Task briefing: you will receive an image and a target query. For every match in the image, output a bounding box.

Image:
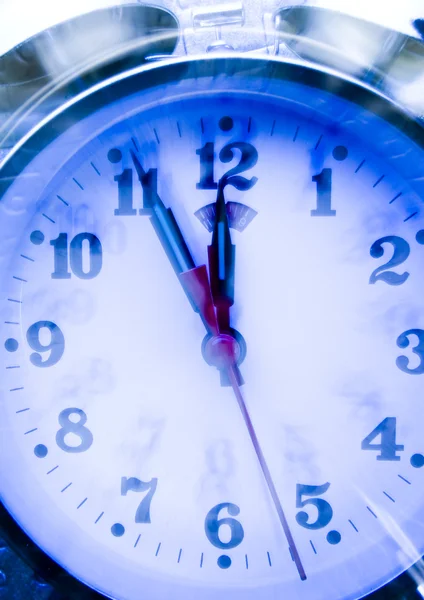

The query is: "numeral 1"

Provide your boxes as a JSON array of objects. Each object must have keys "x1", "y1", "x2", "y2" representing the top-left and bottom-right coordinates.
[
  {"x1": 311, "y1": 168, "x2": 336, "y2": 216},
  {"x1": 196, "y1": 142, "x2": 218, "y2": 190},
  {"x1": 114, "y1": 169, "x2": 136, "y2": 216}
]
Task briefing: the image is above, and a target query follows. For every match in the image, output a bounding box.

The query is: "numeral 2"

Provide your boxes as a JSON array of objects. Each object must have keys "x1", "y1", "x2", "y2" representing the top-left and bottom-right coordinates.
[{"x1": 369, "y1": 236, "x2": 410, "y2": 285}]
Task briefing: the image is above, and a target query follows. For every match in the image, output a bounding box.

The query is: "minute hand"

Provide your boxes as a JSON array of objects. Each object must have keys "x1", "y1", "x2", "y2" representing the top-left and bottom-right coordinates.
[
  {"x1": 208, "y1": 184, "x2": 235, "y2": 333},
  {"x1": 131, "y1": 151, "x2": 219, "y2": 335}
]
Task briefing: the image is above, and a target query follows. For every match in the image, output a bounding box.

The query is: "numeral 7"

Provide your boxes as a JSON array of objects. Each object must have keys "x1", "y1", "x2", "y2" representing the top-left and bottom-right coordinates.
[{"x1": 121, "y1": 476, "x2": 158, "y2": 523}]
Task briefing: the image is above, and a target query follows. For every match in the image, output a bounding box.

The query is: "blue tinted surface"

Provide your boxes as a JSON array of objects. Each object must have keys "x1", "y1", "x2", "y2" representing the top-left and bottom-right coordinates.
[{"x1": 0, "y1": 57, "x2": 424, "y2": 600}]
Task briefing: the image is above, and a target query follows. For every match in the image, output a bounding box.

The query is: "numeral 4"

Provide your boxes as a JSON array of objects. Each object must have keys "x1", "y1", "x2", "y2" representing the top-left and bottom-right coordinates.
[{"x1": 361, "y1": 417, "x2": 404, "y2": 461}]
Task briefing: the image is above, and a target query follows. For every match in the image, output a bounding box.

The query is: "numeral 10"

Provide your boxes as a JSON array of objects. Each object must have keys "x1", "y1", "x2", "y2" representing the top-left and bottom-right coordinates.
[{"x1": 50, "y1": 233, "x2": 102, "y2": 279}]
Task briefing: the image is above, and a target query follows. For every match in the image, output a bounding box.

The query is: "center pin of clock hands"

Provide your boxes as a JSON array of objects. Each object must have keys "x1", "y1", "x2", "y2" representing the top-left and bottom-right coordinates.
[{"x1": 131, "y1": 153, "x2": 306, "y2": 580}]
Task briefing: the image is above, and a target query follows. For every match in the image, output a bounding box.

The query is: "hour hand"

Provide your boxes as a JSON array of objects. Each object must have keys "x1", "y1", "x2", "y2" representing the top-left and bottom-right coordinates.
[
  {"x1": 131, "y1": 151, "x2": 219, "y2": 335},
  {"x1": 207, "y1": 184, "x2": 244, "y2": 386},
  {"x1": 208, "y1": 184, "x2": 235, "y2": 333}
]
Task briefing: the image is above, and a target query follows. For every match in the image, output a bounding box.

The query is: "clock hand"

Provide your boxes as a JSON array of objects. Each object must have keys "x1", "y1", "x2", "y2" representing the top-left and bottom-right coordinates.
[
  {"x1": 131, "y1": 150, "x2": 219, "y2": 335},
  {"x1": 226, "y1": 364, "x2": 307, "y2": 582},
  {"x1": 208, "y1": 183, "x2": 235, "y2": 333},
  {"x1": 206, "y1": 183, "x2": 244, "y2": 386},
  {"x1": 131, "y1": 152, "x2": 242, "y2": 381}
]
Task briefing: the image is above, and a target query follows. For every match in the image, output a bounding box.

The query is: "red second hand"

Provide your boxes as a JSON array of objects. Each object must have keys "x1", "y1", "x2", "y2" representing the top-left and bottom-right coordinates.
[{"x1": 227, "y1": 364, "x2": 307, "y2": 581}]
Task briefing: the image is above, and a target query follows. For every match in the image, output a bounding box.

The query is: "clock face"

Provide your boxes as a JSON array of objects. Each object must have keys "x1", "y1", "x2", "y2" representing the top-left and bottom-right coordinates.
[{"x1": 1, "y1": 57, "x2": 424, "y2": 600}]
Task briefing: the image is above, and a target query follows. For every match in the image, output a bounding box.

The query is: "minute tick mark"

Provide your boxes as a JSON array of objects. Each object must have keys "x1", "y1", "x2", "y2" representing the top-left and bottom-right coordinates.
[
  {"x1": 177, "y1": 549, "x2": 182, "y2": 563},
  {"x1": 373, "y1": 175, "x2": 385, "y2": 188},
  {"x1": 155, "y1": 542, "x2": 162, "y2": 556},
  {"x1": 134, "y1": 534, "x2": 141, "y2": 548},
  {"x1": 404, "y1": 211, "x2": 418, "y2": 222},
  {"x1": 95, "y1": 512, "x2": 104, "y2": 524},
  {"x1": 57, "y1": 195, "x2": 69, "y2": 206},
  {"x1": 91, "y1": 162, "x2": 101, "y2": 176},
  {"x1": 46, "y1": 465, "x2": 58, "y2": 475},
  {"x1": 267, "y1": 552, "x2": 272, "y2": 566},
  {"x1": 131, "y1": 137, "x2": 139, "y2": 152},
  {"x1": 310, "y1": 540, "x2": 317, "y2": 554},
  {"x1": 367, "y1": 506, "x2": 378, "y2": 518},
  {"x1": 315, "y1": 134, "x2": 323, "y2": 150},
  {"x1": 270, "y1": 120, "x2": 276, "y2": 136},
  {"x1": 390, "y1": 192, "x2": 402, "y2": 204},
  {"x1": 355, "y1": 159, "x2": 365, "y2": 173},
  {"x1": 348, "y1": 520, "x2": 358, "y2": 532},
  {"x1": 42, "y1": 213, "x2": 55, "y2": 224},
  {"x1": 61, "y1": 482, "x2": 72, "y2": 493},
  {"x1": 73, "y1": 178, "x2": 84, "y2": 190},
  {"x1": 153, "y1": 129, "x2": 160, "y2": 144},
  {"x1": 24, "y1": 428, "x2": 37, "y2": 435},
  {"x1": 20, "y1": 254, "x2": 34, "y2": 262},
  {"x1": 293, "y1": 126, "x2": 300, "y2": 142},
  {"x1": 398, "y1": 474, "x2": 411, "y2": 484},
  {"x1": 177, "y1": 122, "x2": 182, "y2": 138},
  {"x1": 13, "y1": 276, "x2": 27, "y2": 283},
  {"x1": 383, "y1": 491, "x2": 395, "y2": 502},
  {"x1": 77, "y1": 498, "x2": 88, "y2": 509}
]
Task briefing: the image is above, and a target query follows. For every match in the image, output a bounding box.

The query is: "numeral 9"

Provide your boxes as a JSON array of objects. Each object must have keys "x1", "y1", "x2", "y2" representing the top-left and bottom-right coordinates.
[{"x1": 26, "y1": 321, "x2": 65, "y2": 367}]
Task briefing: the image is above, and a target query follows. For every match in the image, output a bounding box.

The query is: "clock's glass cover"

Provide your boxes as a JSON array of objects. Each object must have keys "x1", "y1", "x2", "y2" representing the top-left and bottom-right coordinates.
[{"x1": 1, "y1": 57, "x2": 424, "y2": 600}]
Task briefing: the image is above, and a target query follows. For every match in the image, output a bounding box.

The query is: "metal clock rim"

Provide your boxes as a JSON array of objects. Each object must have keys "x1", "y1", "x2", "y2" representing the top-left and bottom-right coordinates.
[
  {"x1": 0, "y1": 53, "x2": 424, "y2": 600},
  {"x1": 0, "y1": 53, "x2": 423, "y2": 194}
]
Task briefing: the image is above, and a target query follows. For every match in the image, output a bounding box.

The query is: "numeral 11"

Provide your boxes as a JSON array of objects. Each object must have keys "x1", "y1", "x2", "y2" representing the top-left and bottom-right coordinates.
[{"x1": 114, "y1": 167, "x2": 158, "y2": 216}]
